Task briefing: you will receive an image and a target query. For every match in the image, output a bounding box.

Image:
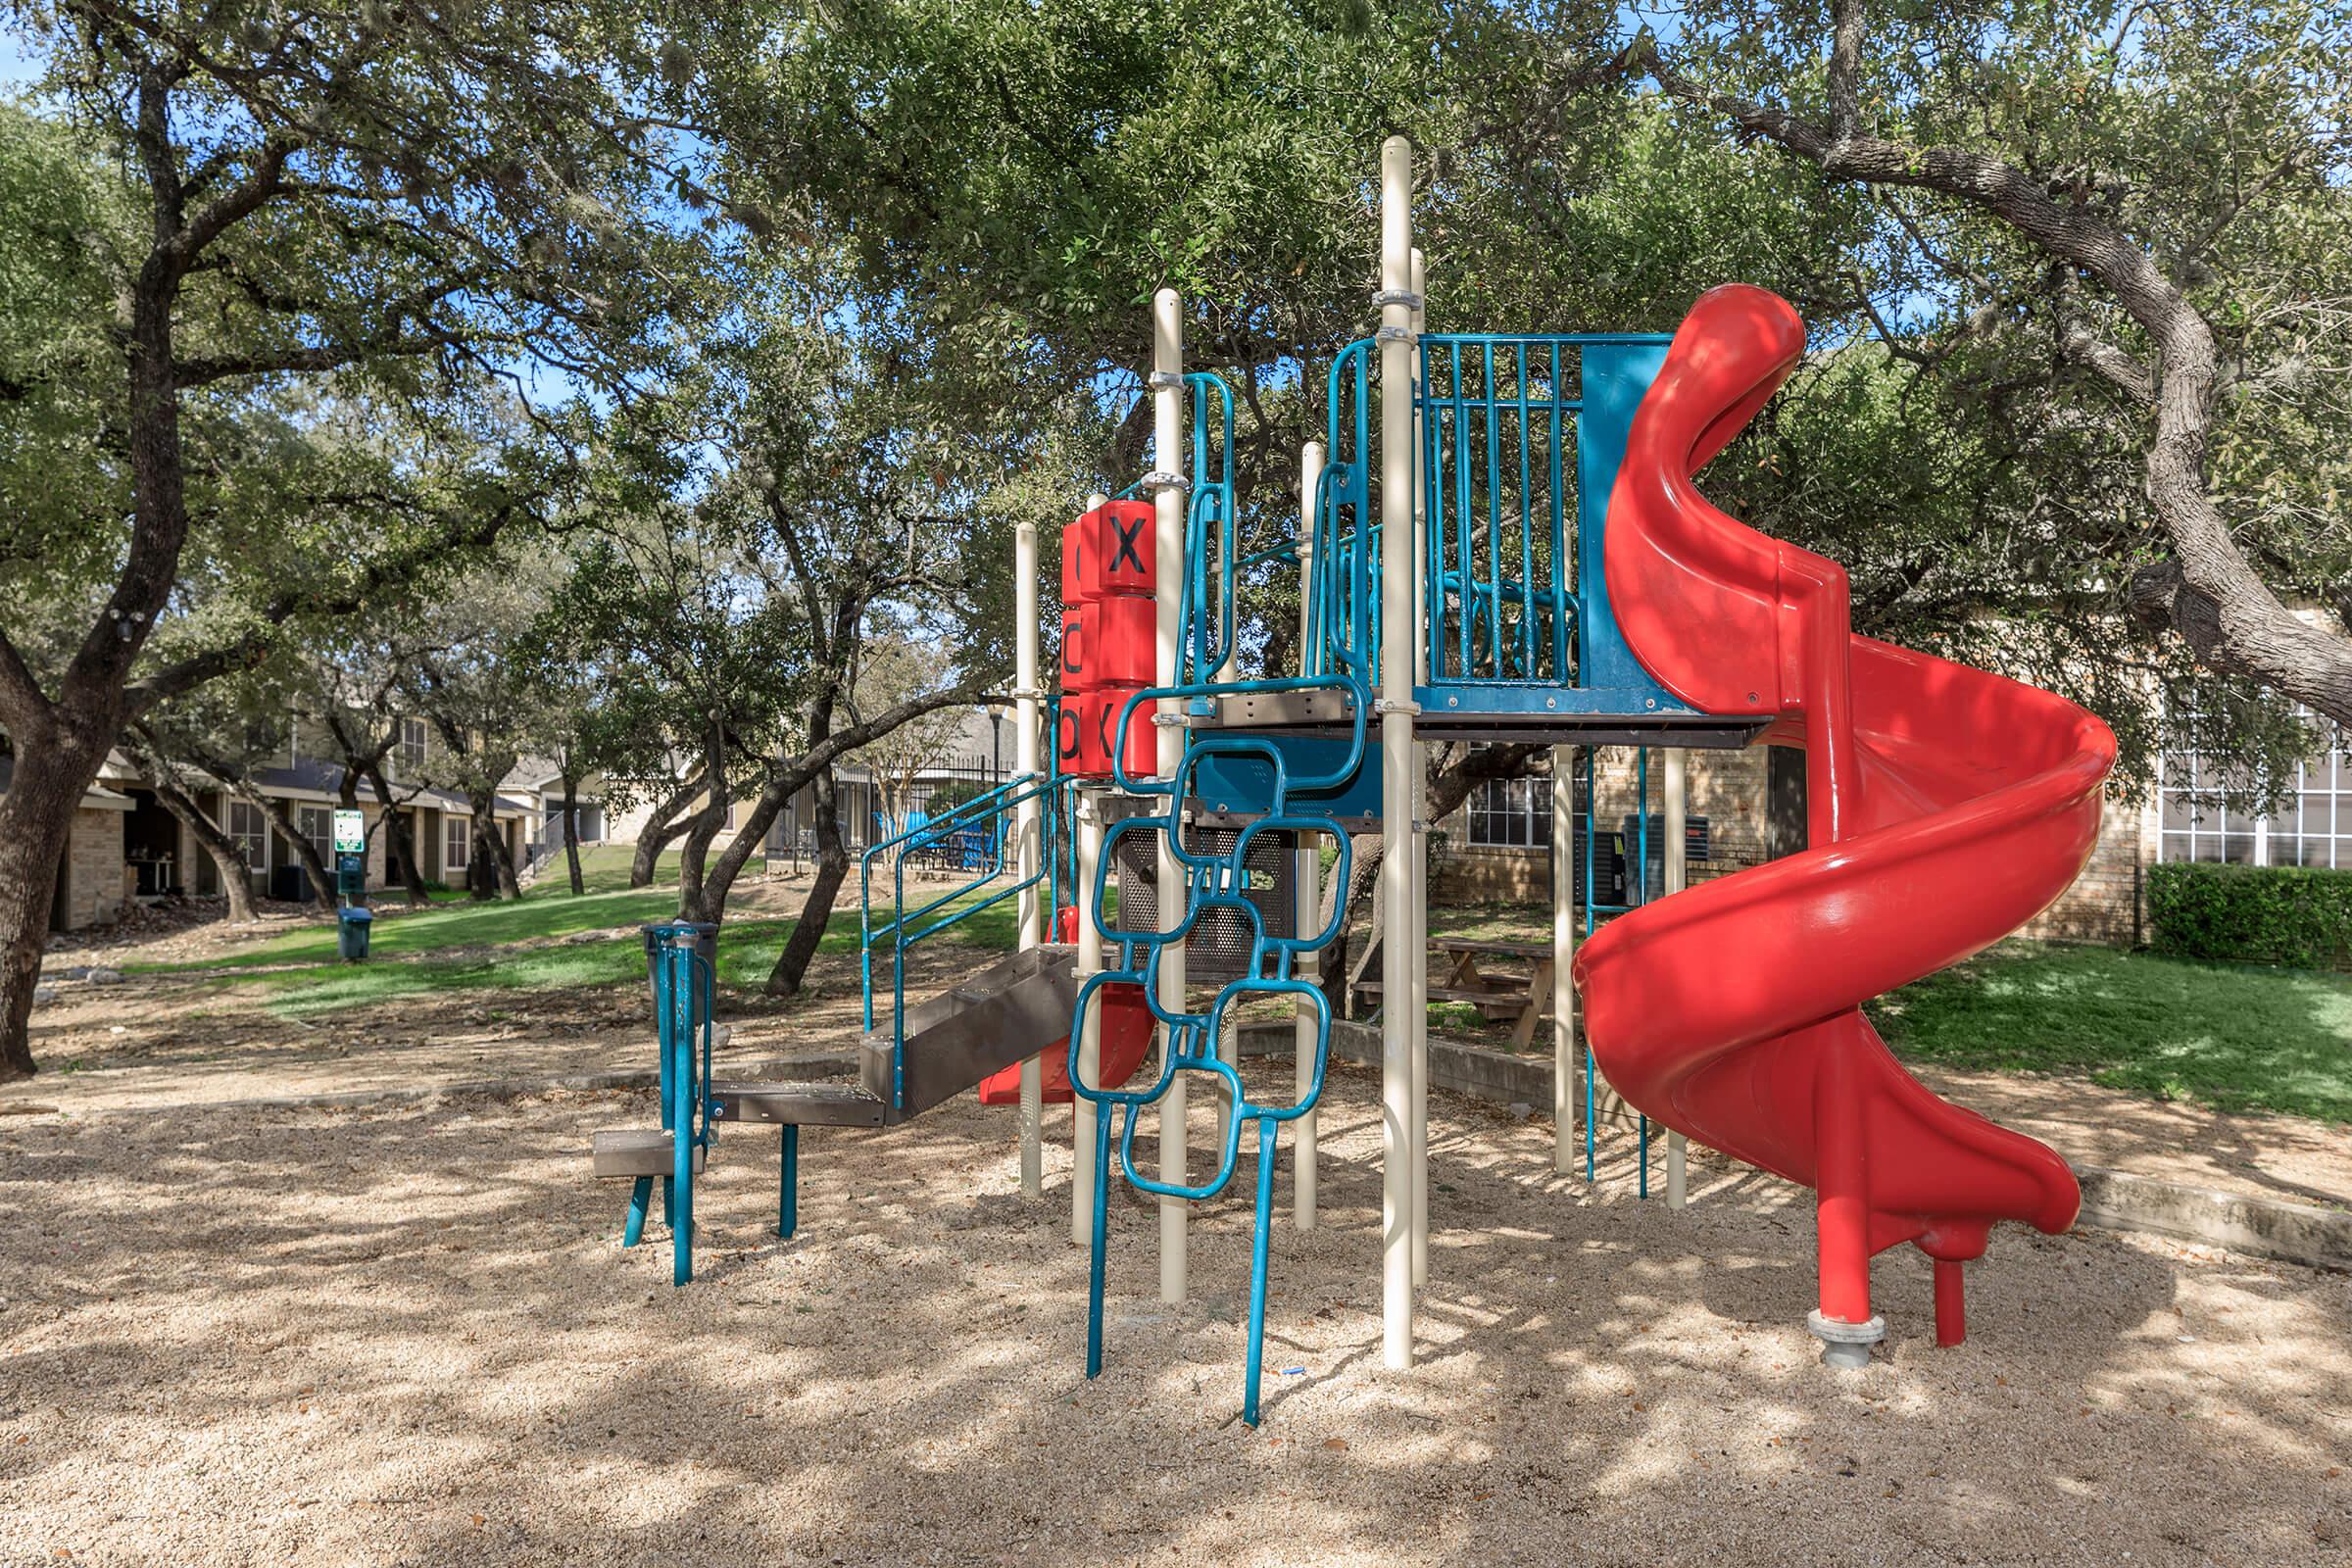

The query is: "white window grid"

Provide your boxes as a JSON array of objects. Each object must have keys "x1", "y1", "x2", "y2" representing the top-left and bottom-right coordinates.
[
  {"x1": 398, "y1": 718, "x2": 427, "y2": 774},
  {"x1": 227, "y1": 802, "x2": 267, "y2": 872},
  {"x1": 2157, "y1": 706, "x2": 2352, "y2": 868},
  {"x1": 445, "y1": 816, "x2": 471, "y2": 870},
  {"x1": 1468, "y1": 775, "x2": 1554, "y2": 849},
  {"x1": 297, "y1": 806, "x2": 332, "y2": 868}
]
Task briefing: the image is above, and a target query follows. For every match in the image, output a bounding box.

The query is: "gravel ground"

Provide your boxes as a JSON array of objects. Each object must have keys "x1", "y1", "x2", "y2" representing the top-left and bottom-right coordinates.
[
  {"x1": 4, "y1": 943, "x2": 957, "y2": 1117},
  {"x1": 4, "y1": 1060, "x2": 2347, "y2": 1567},
  {"x1": 1905, "y1": 1063, "x2": 2352, "y2": 1211}
]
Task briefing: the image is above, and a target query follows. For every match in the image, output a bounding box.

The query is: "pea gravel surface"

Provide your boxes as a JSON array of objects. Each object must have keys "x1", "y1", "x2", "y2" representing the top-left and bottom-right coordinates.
[{"x1": 3, "y1": 1061, "x2": 2347, "y2": 1567}]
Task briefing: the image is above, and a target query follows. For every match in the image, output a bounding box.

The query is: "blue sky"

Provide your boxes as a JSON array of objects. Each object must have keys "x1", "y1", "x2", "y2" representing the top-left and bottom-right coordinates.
[{"x1": 2, "y1": 21, "x2": 42, "y2": 92}]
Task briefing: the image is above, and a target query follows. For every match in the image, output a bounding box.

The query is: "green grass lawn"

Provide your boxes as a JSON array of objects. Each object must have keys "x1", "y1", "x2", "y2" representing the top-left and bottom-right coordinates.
[
  {"x1": 1869, "y1": 944, "x2": 2352, "y2": 1124},
  {"x1": 1415, "y1": 899, "x2": 2352, "y2": 1125},
  {"x1": 141, "y1": 844, "x2": 1026, "y2": 1017}
]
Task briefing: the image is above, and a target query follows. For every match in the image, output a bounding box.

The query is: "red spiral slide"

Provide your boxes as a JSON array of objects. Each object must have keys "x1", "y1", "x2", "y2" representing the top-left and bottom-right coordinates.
[{"x1": 1572, "y1": 284, "x2": 2117, "y2": 1359}]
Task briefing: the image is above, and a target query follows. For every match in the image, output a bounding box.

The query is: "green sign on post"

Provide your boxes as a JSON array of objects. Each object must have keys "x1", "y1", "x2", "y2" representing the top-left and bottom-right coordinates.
[{"x1": 331, "y1": 808, "x2": 367, "y2": 855}]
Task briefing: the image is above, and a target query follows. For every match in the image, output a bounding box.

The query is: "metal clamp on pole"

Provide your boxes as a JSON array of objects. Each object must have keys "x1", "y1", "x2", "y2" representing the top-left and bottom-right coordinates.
[
  {"x1": 1146, "y1": 369, "x2": 1185, "y2": 390},
  {"x1": 1373, "y1": 697, "x2": 1423, "y2": 716},
  {"x1": 1371, "y1": 288, "x2": 1425, "y2": 309},
  {"x1": 1139, "y1": 469, "x2": 1191, "y2": 493},
  {"x1": 1375, "y1": 325, "x2": 1415, "y2": 344}
]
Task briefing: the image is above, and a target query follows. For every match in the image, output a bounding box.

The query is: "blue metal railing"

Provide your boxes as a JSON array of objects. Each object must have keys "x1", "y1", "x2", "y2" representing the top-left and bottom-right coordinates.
[
  {"x1": 1303, "y1": 331, "x2": 1686, "y2": 716},
  {"x1": 1180, "y1": 369, "x2": 1238, "y2": 683},
  {"x1": 1421, "y1": 334, "x2": 1579, "y2": 685},
  {"x1": 859, "y1": 758, "x2": 1072, "y2": 1111},
  {"x1": 1309, "y1": 339, "x2": 1377, "y2": 685},
  {"x1": 1074, "y1": 668, "x2": 1370, "y2": 1426}
]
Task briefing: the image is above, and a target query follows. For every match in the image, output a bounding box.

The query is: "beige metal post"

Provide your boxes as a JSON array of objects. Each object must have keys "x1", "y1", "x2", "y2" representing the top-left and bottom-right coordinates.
[
  {"x1": 1152, "y1": 287, "x2": 1189, "y2": 1303},
  {"x1": 1664, "y1": 748, "x2": 1690, "y2": 1207},
  {"x1": 1407, "y1": 244, "x2": 1430, "y2": 1288},
  {"x1": 1015, "y1": 518, "x2": 1044, "y2": 1198},
  {"x1": 1072, "y1": 491, "x2": 1110, "y2": 1246},
  {"x1": 1552, "y1": 743, "x2": 1578, "y2": 1173},
  {"x1": 1377, "y1": 135, "x2": 1416, "y2": 1369},
  {"x1": 1294, "y1": 439, "x2": 1326, "y2": 1230}
]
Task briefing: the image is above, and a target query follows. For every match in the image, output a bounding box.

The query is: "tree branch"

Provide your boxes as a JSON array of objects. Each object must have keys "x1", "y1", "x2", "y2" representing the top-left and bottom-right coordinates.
[{"x1": 1629, "y1": 27, "x2": 2352, "y2": 726}]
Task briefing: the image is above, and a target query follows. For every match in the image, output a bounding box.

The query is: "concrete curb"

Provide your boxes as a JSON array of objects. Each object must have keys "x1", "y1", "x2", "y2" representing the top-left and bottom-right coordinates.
[
  {"x1": 2076, "y1": 1166, "x2": 2352, "y2": 1273},
  {"x1": 1239, "y1": 1019, "x2": 2351, "y2": 1273}
]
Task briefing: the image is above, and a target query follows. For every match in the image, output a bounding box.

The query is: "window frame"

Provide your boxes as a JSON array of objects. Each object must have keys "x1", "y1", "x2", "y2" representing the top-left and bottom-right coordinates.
[
  {"x1": 397, "y1": 718, "x2": 428, "y2": 774},
  {"x1": 226, "y1": 801, "x2": 267, "y2": 873},
  {"x1": 1465, "y1": 775, "x2": 1553, "y2": 850},
  {"x1": 445, "y1": 814, "x2": 471, "y2": 871},
  {"x1": 2157, "y1": 703, "x2": 2352, "y2": 869}
]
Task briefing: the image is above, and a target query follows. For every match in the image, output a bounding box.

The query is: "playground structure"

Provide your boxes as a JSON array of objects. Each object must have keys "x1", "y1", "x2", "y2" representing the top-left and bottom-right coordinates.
[{"x1": 588, "y1": 136, "x2": 2116, "y2": 1422}]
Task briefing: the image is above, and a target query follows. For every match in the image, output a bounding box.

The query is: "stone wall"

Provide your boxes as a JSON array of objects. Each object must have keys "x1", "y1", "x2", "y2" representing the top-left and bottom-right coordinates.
[
  {"x1": 63, "y1": 807, "x2": 127, "y2": 931},
  {"x1": 2018, "y1": 783, "x2": 2148, "y2": 945},
  {"x1": 1430, "y1": 744, "x2": 2148, "y2": 944}
]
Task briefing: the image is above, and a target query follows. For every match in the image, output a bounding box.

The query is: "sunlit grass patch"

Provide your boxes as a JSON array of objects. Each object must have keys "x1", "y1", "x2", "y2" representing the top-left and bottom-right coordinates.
[{"x1": 1871, "y1": 943, "x2": 2352, "y2": 1123}]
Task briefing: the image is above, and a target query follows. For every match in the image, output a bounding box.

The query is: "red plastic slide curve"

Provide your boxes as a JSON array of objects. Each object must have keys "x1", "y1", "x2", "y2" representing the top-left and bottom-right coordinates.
[{"x1": 1572, "y1": 284, "x2": 2118, "y2": 1354}]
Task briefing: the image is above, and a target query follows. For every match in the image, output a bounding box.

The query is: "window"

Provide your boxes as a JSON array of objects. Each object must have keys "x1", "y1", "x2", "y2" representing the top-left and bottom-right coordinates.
[
  {"x1": 445, "y1": 815, "x2": 471, "y2": 871},
  {"x1": 1468, "y1": 776, "x2": 1553, "y2": 849},
  {"x1": 2158, "y1": 705, "x2": 2352, "y2": 868},
  {"x1": 227, "y1": 802, "x2": 267, "y2": 872},
  {"x1": 297, "y1": 806, "x2": 332, "y2": 867},
  {"x1": 398, "y1": 718, "x2": 428, "y2": 774}
]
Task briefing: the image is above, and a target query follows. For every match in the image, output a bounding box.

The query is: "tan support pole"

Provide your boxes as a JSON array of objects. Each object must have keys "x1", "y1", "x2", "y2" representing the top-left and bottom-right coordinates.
[{"x1": 1152, "y1": 288, "x2": 1189, "y2": 1303}]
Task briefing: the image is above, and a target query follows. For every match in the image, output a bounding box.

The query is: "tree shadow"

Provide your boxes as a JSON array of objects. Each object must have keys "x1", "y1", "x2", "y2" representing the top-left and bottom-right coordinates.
[{"x1": 2, "y1": 1057, "x2": 2345, "y2": 1566}]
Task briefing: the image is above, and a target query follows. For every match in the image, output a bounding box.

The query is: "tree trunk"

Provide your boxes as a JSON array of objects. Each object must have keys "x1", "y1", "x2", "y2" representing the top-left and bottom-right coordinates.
[
  {"x1": 492, "y1": 823, "x2": 521, "y2": 899},
  {"x1": 238, "y1": 786, "x2": 337, "y2": 912},
  {"x1": 766, "y1": 763, "x2": 847, "y2": 998},
  {"x1": 0, "y1": 739, "x2": 98, "y2": 1081},
  {"x1": 145, "y1": 773, "x2": 260, "y2": 923},
  {"x1": 366, "y1": 762, "x2": 429, "y2": 906},
  {"x1": 464, "y1": 785, "x2": 500, "y2": 901},
  {"x1": 676, "y1": 726, "x2": 729, "y2": 923},
  {"x1": 629, "y1": 766, "x2": 707, "y2": 888},
  {"x1": 697, "y1": 678, "x2": 995, "y2": 923},
  {"x1": 562, "y1": 772, "x2": 584, "y2": 896}
]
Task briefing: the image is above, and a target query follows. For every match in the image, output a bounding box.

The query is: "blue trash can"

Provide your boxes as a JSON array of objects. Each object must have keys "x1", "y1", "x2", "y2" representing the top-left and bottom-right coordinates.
[{"x1": 337, "y1": 906, "x2": 374, "y2": 962}]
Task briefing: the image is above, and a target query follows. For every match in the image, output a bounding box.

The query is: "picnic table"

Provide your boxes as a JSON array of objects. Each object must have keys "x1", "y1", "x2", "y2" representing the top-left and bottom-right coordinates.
[{"x1": 1354, "y1": 935, "x2": 1559, "y2": 1052}]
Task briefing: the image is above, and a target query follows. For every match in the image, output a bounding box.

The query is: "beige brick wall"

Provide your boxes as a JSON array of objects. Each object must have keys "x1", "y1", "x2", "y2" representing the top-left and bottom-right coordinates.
[
  {"x1": 63, "y1": 807, "x2": 127, "y2": 931},
  {"x1": 1430, "y1": 744, "x2": 2146, "y2": 945}
]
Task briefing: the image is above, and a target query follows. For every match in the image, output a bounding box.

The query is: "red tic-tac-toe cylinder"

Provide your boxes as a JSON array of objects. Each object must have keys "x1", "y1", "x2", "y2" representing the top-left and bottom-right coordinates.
[
  {"x1": 1061, "y1": 520, "x2": 1095, "y2": 609},
  {"x1": 1075, "y1": 594, "x2": 1154, "y2": 688},
  {"x1": 1071, "y1": 500, "x2": 1156, "y2": 603},
  {"x1": 1088, "y1": 683, "x2": 1154, "y2": 782},
  {"x1": 1065, "y1": 686, "x2": 1154, "y2": 781}
]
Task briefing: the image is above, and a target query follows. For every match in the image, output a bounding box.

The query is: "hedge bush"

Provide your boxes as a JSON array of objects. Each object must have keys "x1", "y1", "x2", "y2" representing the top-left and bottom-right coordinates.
[{"x1": 2145, "y1": 860, "x2": 2352, "y2": 969}]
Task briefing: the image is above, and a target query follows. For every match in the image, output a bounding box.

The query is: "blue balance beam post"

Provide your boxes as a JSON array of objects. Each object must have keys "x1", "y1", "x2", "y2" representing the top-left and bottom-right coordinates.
[
  {"x1": 624, "y1": 1177, "x2": 652, "y2": 1247},
  {"x1": 778, "y1": 1124, "x2": 799, "y2": 1240}
]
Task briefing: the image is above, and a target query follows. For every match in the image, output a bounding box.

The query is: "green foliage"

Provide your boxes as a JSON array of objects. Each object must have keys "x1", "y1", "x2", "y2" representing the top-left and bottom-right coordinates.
[
  {"x1": 135, "y1": 844, "x2": 1023, "y2": 1016},
  {"x1": 2146, "y1": 861, "x2": 2352, "y2": 970},
  {"x1": 0, "y1": 0, "x2": 707, "y2": 703},
  {"x1": 1526, "y1": 0, "x2": 2352, "y2": 796},
  {"x1": 1871, "y1": 942, "x2": 2352, "y2": 1124}
]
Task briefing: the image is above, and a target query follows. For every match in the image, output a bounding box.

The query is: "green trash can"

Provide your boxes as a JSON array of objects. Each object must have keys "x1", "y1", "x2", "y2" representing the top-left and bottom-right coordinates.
[{"x1": 337, "y1": 906, "x2": 373, "y2": 963}]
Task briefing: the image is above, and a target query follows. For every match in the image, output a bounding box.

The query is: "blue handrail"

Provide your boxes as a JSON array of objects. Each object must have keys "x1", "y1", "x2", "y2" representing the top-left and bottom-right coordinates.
[
  {"x1": 1180, "y1": 369, "x2": 1238, "y2": 683},
  {"x1": 1312, "y1": 339, "x2": 1377, "y2": 685},
  {"x1": 859, "y1": 743, "x2": 1072, "y2": 1111}
]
